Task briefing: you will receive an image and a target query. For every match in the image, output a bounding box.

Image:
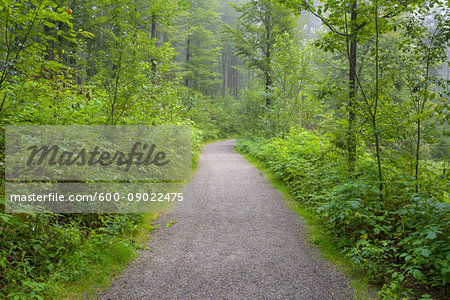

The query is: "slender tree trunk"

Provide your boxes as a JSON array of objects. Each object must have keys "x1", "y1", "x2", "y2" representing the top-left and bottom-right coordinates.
[
  {"x1": 415, "y1": 118, "x2": 421, "y2": 192},
  {"x1": 223, "y1": 4, "x2": 229, "y2": 95},
  {"x1": 185, "y1": 36, "x2": 190, "y2": 87},
  {"x1": 151, "y1": 14, "x2": 157, "y2": 75},
  {"x1": 185, "y1": 0, "x2": 192, "y2": 87},
  {"x1": 373, "y1": 0, "x2": 384, "y2": 201},
  {"x1": 236, "y1": 56, "x2": 240, "y2": 98},
  {"x1": 109, "y1": 51, "x2": 123, "y2": 125},
  {"x1": 233, "y1": 56, "x2": 238, "y2": 98},
  {"x1": 265, "y1": 23, "x2": 271, "y2": 107},
  {"x1": 223, "y1": 52, "x2": 228, "y2": 94},
  {"x1": 348, "y1": 0, "x2": 358, "y2": 173},
  {"x1": 415, "y1": 54, "x2": 431, "y2": 193},
  {"x1": 265, "y1": 71, "x2": 272, "y2": 106}
]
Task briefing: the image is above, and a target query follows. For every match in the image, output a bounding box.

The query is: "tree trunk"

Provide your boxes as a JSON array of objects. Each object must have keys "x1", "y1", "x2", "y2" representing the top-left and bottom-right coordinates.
[
  {"x1": 223, "y1": 52, "x2": 228, "y2": 94},
  {"x1": 347, "y1": 0, "x2": 358, "y2": 173},
  {"x1": 222, "y1": 4, "x2": 229, "y2": 95},
  {"x1": 374, "y1": 0, "x2": 384, "y2": 200},
  {"x1": 151, "y1": 14, "x2": 157, "y2": 75},
  {"x1": 265, "y1": 22, "x2": 271, "y2": 107},
  {"x1": 185, "y1": 0, "x2": 192, "y2": 88}
]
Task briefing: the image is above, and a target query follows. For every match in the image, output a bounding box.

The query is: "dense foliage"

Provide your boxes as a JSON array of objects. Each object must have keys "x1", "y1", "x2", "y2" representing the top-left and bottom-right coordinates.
[
  {"x1": 0, "y1": 213, "x2": 144, "y2": 298},
  {"x1": 0, "y1": 0, "x2": 237, "y2": 297},
  {"x1": 232, "y1": 0, "x2": 449, "y2": 298},
  {"x1": 0, "y1": 0, "x2": 448, "y2": 298},
  {"x1": 236, "y1": 132, "x2": 449, "y2": 298}
]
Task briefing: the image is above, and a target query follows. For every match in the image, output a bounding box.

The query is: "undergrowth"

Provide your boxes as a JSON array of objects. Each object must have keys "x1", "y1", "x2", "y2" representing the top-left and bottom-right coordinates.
[
  {"x1": 0, "y1": 212, "x2": 162, "y2": 299},
  {"x1": 239, "y1": 152, "x2": 375, "y2": 299},
  {"x1": 236, "y1": 130, "x2": 449, "y2": 299}
]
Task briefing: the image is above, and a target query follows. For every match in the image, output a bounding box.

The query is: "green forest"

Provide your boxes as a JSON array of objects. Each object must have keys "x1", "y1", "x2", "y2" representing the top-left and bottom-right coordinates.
[{"x1": 0, "y1": 0, "x2": 449, "y2": 299}]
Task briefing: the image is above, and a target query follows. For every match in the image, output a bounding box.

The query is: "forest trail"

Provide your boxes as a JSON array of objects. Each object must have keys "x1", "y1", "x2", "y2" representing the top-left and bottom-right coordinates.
[{"x1": 101, "y1": 140, "x2": 353, "y2": 299}]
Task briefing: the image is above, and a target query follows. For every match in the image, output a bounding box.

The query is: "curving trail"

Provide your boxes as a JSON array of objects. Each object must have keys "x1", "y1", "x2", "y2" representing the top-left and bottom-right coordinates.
[{"x1": 101, "y1": 140, "x2": 353, "y2": 300}]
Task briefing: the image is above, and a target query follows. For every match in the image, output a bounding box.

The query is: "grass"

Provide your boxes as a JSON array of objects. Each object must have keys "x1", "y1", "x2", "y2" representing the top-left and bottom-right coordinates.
[
  {"x1": 59, "y1": 213, "x2": 160, "y2": 299},
  {"x1": 238, "y1": 151, "x2": 377, "y2": 300}
]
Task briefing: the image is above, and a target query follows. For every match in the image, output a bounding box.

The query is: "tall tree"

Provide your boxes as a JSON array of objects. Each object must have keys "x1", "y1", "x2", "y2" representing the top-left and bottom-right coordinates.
[
  {"x1": 276, "y1": 0, "x2": 369, "y2": 172},
  {"x1": 227, "y1": 0, "x2": 296, "y2": 107},
  {"x1": 184, "y1": 0, "x2": 222, "y2": 96},
  {"x1": 397, "y1": 2, "x2": 450, "y2": 192},
  {"x1": 276, "y1": 0, "x2": 433, "y2": 173}
]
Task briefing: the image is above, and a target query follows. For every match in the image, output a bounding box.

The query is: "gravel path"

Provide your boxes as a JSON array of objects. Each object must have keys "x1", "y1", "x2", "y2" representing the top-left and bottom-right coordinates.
[{"x1": 101, "y1": 140, "x2": 353, "y2": 299}]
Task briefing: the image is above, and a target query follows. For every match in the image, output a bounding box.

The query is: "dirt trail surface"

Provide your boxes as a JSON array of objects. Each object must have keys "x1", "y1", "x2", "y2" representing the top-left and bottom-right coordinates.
[{"x1": 101, "y1": 140, "x2": 353, "y2": 299}]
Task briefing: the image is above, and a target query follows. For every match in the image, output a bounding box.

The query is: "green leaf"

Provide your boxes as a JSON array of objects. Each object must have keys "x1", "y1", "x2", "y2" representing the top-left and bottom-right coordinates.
[
  {"x1": 426, "y1": 231, "x2": 437, "y2": 240},
  {"x1": 421, "y1": 248, "x2": 431, "y2": 257},
  {"x1": 412, "y1": 269, "x2": 423, "y2": 280},
  {"x1": 43, "y1": 21, "x2": 55, "y2": 28}
]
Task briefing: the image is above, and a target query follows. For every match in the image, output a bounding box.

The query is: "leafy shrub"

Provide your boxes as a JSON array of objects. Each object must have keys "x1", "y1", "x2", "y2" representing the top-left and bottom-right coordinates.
[
  {"x1": 190, "y1": 91, "x2": 241, "y2": 141},
  {"x1": 236, "y1": 129, "x2": 449, "y2": 297},
  {"x1": 0, "y1": 212, "x2": 142, "y2": 299}
]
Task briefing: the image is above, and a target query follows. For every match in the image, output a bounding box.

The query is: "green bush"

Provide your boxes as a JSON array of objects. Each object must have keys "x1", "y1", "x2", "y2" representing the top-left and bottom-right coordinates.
[
  {"x1": 236, "y1": 129, "x2": 449, "y2": 297},
  {"x1": 190, "y1": 91, "x2": 241, "y2": 141},
  {"x1": 0, "y1": 212, "x2": 142, "y2": 299}
]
